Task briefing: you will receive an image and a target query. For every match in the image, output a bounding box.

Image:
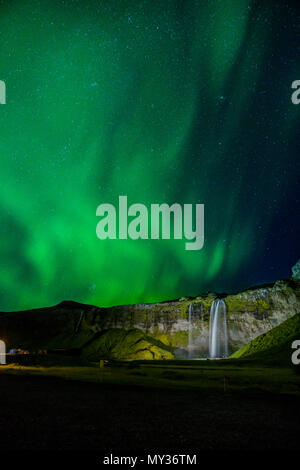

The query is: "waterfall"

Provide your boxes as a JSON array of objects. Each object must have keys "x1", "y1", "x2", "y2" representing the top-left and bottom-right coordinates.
[
  {"x1": 209, "y1": 299, "x2": 228, "y2": 358},
  {"x1": 188, "y1": 303, "x2": 194, "y2": 358},
  {"x1": 0, "y1": 340, "x2": 6, "y2": 365}
]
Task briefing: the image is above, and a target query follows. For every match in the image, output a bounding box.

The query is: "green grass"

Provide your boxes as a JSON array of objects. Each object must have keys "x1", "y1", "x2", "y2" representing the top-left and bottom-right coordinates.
[{"x1": 1, "y1": 357, "x2": 299, "y2": 396}]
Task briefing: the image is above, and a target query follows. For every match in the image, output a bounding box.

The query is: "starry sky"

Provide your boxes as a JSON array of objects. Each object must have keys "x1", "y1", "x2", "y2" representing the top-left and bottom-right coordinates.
[{"x1": 0, "y1": 0, "x2": 299, "y2": 311}]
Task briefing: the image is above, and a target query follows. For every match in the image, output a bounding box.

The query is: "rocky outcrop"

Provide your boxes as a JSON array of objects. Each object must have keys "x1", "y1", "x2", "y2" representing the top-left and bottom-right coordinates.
[
  {"x1": 231, "y1": 311, "x2": 300, "y2": 362},
  {"x1": 292, "y1": 259, "x2": 300, "y2": 281},
  {"x1": 0, "y1": 278, "x2": 299, "y2": 360},
  {"x1": 224, "y1": 279, "x2": 300, "y2": 353}
]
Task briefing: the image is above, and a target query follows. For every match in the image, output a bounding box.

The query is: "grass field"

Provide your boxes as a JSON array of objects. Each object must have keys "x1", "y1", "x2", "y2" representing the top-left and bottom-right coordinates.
[{"x1": 1, "y1": 356, "x2": 299, "y2": 395}]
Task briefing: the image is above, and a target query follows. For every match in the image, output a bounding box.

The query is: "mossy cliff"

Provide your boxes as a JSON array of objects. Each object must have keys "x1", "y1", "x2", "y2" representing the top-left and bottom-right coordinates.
[
  {"x1": 0, "y1": 278, "x2": 299, "y2": 360},
  {"x1": 231, "y1": 311, "x2": 300, "y2": 363}
]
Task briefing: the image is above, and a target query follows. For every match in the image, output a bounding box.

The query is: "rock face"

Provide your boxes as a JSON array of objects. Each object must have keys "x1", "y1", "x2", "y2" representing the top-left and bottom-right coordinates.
[
  {"x1": 231, "y1": 311, "x2": 300, "y2": 362},
  {"x1": 292, "y1": 259, "x2": 300, "y2": 281},
  {"x1": 0, "y1": 278, "x2": 299, "y2": 360}
]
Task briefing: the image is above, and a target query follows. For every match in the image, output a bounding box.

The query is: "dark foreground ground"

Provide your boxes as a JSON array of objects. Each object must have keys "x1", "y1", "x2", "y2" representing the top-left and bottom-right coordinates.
[{"x1": 0, "y1": 373, "x2": 299, "y2": 452}]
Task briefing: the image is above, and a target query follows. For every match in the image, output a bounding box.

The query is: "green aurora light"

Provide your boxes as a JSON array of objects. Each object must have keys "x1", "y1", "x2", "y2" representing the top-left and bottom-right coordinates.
[{"x1": 0, "y1": 0, "x2": 299, "y2": 310}]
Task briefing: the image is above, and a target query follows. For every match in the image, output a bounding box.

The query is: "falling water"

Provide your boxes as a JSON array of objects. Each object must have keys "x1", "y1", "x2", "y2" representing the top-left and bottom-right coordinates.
[
  {"x1": 0, "y1": 340, "x2": 6, "y2": 365},
  {"x1": 209, "y1": 299, "x2": 228, "y2": 358},
  {"x1": 188, "y1": 303, "x2": 193, "y2": 358}
]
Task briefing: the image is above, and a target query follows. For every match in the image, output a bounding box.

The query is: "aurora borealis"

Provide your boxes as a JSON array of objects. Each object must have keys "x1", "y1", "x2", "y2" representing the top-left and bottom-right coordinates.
[{"x1": 0, "y1": 0, "x2": 299, "y2": 311}]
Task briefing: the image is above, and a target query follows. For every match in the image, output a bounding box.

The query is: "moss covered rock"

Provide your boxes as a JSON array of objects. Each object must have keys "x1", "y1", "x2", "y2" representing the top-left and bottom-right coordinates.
[
  {"x1": 231, "y1": 311, "x2": 300, "y2": 363},
  {"x1": 82, "y1": 328, "x2": 174, "y2": 361}
]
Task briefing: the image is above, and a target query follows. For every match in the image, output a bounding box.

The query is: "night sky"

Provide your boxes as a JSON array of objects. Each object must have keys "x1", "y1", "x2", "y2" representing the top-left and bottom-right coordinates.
[{"x1": 0, "y1": 0, "x2": 299, "y2": 311}]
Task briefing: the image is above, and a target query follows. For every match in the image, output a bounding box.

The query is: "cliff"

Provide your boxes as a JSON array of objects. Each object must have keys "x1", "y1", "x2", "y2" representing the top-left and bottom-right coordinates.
[
  {"x1": 231, "y1": 311, "x2": 300, "y2": 364},
  {"x1": 0, "y1": 278, "x2": 299, "y2": 360}
]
